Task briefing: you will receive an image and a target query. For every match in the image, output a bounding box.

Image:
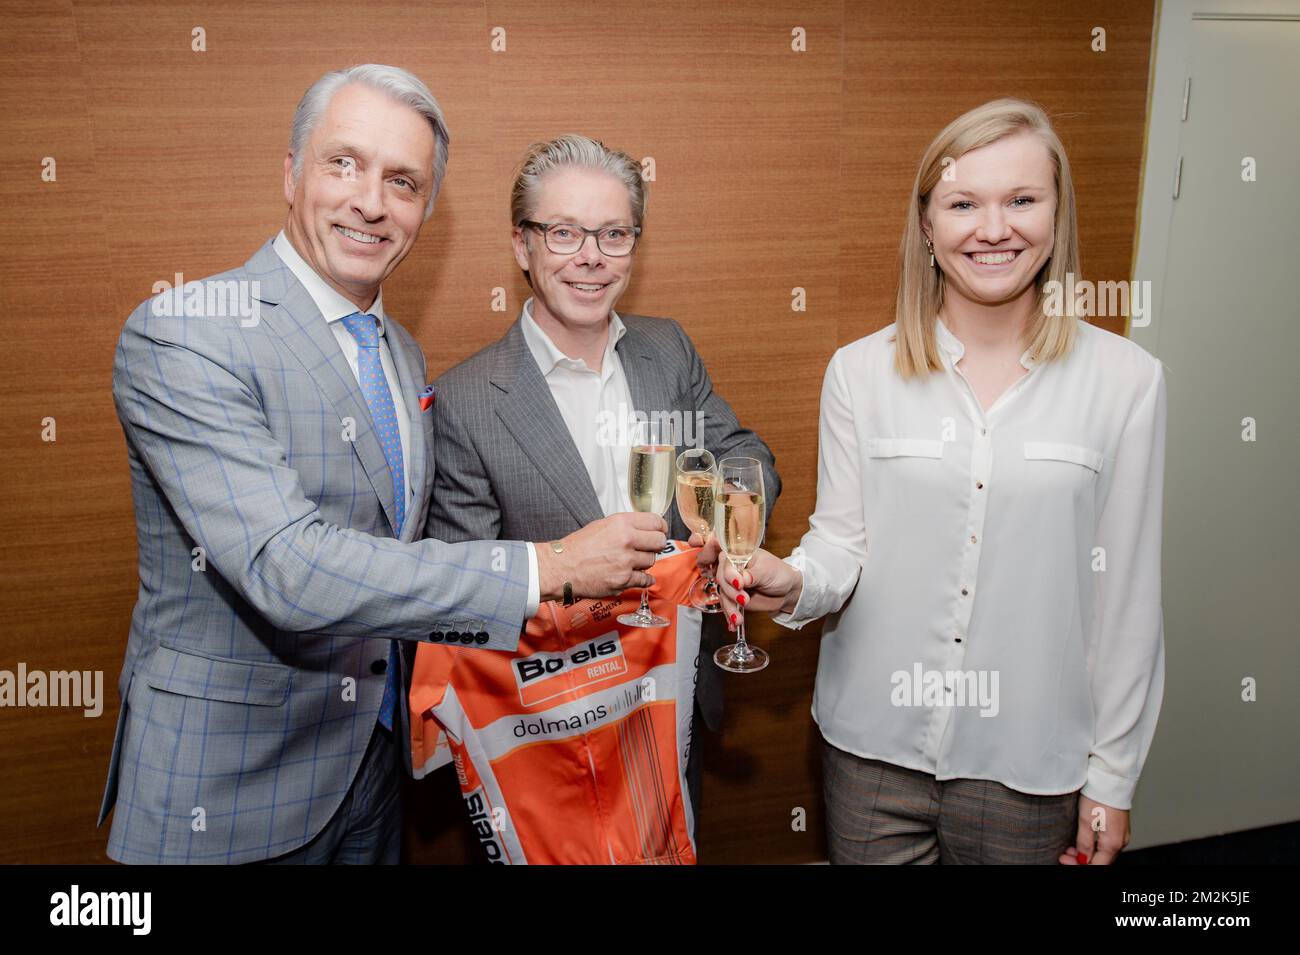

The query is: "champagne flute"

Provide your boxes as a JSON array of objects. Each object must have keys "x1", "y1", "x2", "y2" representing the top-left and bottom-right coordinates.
[
  {"x1": 618, "y1": 418, "x2": 674, "y2": 628},
  {"x1": 714, "y1": 456, "x2": 769, "y2": 672},
  {"x1": 674, "y1": 447, "x2": 721, "y2": 613}
]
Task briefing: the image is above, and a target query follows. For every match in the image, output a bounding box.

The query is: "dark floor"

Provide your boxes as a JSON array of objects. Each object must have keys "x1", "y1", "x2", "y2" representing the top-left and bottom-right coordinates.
[{"x1": 1119, "y1": 819, "x2": 1299, "y2": 865}]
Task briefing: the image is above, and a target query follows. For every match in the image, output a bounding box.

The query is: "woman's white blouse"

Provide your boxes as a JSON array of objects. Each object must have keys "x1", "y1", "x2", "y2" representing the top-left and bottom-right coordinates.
[{"x1": 774, "y1": 319, "x2": 1167, "y2": 810}]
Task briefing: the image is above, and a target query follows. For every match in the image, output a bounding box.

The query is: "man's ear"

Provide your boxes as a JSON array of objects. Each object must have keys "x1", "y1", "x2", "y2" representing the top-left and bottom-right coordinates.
[
  {"x1": 283, "y1": 152, "x2": 296, "y2": 206},
  {"x1": 511, "y1": 227, "x2": 531, "y2": 272}
]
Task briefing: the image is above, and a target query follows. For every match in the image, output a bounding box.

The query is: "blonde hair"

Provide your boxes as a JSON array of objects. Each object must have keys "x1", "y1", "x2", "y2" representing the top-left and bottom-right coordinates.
[
  {"x1": 510, "y1": 133, "x2": 647, "y2": 226},
  {"x1": 894, "y1": 98, "x2": 1081, "y2": 378}
]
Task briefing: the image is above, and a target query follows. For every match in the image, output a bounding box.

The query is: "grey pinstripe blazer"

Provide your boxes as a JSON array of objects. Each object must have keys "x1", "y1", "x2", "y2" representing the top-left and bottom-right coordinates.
[
  {"x1": 425, "y1": 311, "x2": 781, "y2": 731},
  {"x1": 99, "y1": 238, "x2": 531, "y2": 864}
]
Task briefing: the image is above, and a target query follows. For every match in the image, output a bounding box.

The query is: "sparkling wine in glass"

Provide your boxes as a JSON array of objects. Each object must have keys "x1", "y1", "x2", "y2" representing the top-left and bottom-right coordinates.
[
  {"x1": 675, "y1": 448, "x2": 721, "y2": 613},
  {"x1": 714, "y1": 457, "x2": 769, "y2": 672},
  {"x1": 618, "y1": 418, "x2": 674, "y2": 628}
]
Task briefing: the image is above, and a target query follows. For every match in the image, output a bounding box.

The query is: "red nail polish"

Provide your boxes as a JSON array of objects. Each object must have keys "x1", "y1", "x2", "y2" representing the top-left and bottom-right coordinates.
[
  {"x1": 730, "y1": 613, "x2": 738, "y2": 625},
  {"x1": 1077, "y1": 852, "x2": 1088, "y2": 865},
  {"x1": 738, "y1": 593, "x2": 747, "y2": 606}
]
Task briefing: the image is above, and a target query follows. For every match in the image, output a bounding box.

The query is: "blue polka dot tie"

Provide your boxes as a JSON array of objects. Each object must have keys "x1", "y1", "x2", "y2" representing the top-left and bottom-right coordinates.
[{"x1": 342, "y1": 311, "x2": 405, "y2": 731}]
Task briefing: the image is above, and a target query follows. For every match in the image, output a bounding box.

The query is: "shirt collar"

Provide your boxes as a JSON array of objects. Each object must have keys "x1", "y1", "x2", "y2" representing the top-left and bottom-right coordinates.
[
  {"x1": 520, "y1": 297, "x2": 626, "y2": 376},
  {"x1": 935, "y1": 317, "x2": 1036, "y2": 370},
  {"x1": 273, "y1": 230, "x2": 386, "y2": 334}
]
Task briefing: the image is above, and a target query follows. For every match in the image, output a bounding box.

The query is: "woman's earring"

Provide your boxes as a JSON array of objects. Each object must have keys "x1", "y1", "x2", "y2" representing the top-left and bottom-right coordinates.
[{"x1": 925, "y1": 239, "x2": 935, "y2": 268}]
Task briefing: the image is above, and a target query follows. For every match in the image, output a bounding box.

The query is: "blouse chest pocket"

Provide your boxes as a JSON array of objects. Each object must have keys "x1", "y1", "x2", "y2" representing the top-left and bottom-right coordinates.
[
  {"x1": 1023, "y1": 442, "x2": 1104, "y2": 473},
  {"x1": 1021, "y1": 442, "x2": 1104, "y2": 507},
  {"x1": 864, "y1": 438, "x2": 947, "y2": 495},
  {"x1": 865, "y1": 437, "x2": 945, "y2": 459}
]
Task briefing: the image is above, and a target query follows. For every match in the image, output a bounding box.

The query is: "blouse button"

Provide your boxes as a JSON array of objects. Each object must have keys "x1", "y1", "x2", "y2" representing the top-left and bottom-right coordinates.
[
  {"x1": 961, "y1": 588, "x2": 969, "y2": 596},
  {"x1": 976, "y1": 482, "x2": 984, "y2": 490},
  {"x1": 970, "y1": 534, "x2": 978, "y2": 544}
]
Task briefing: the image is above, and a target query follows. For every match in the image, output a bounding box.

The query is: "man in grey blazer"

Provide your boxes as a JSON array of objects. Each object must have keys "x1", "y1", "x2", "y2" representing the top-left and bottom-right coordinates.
[
  {"x1": 100, "y1": 68, "x2": 666, "y2": 864},
  {"x1": 425, "y1": 134, "x2": 781, "y2": 835}
]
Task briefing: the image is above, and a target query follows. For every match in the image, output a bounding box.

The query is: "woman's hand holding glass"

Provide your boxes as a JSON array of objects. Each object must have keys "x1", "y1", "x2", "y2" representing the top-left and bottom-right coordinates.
[{"x1": 686, "y1": 535, "x2": 804, "y2": 622}]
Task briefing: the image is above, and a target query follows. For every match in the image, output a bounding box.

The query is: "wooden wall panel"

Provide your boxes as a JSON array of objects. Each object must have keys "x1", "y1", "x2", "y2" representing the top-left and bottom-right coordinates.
[
  {"x1": 0, "y1": 0, "x2": 140, "y2": 864},
  {"x1": 0, "y1": 0, "x2": 1153, "y2": 864}
]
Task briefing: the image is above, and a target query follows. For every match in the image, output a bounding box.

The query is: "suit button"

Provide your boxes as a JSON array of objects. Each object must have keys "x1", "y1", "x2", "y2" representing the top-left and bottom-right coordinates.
[
  {"x1": 445, "y1": 630, "x2": 460, "y2": 643},
  {"x1": 429, "y1": 630, "x2": 444, "y2": 642},
  {"x1": 370, "y1": 658, "x2": 387, "y2": 674},
  {"x1": 475, "y1": 631, "x2": 489, "y2": 645},
  {"x1": 460, "y1": 632, "x2": 476, "y2": 645}
]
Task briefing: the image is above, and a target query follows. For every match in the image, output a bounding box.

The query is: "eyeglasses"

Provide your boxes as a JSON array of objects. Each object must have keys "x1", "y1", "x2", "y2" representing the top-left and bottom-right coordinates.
[{"x1": 521, "y1": 220, "x2": 641, "y2": 257}]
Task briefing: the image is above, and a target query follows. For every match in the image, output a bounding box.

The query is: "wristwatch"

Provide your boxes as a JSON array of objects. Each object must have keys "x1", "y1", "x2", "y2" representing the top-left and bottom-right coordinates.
[{"x1": 550, "y1": 540, "x2": 576, "y2": 606}]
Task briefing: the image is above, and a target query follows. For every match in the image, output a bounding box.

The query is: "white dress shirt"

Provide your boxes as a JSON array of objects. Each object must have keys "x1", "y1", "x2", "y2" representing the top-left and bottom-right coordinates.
[
  {"x1": 774, "y1": 318, "x2": 1167, "y2": 810},
  {"x1": 520, "y1": 298, "x2": 635, "y2": 516},
  {"x1": 273, "y1": 231, "x2": 540, "y2": 615}
]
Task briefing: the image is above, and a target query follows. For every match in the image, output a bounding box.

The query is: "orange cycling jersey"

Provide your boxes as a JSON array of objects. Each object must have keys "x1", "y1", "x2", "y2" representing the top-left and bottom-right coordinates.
[{"x1": 408, "y1": 541, "x2": 704, "y2": 864}]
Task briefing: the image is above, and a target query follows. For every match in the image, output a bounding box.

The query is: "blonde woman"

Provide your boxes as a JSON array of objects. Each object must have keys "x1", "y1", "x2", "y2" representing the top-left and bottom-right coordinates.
[{"x1": 701, "y1": 99, "x2": 1166, "y2": 864}]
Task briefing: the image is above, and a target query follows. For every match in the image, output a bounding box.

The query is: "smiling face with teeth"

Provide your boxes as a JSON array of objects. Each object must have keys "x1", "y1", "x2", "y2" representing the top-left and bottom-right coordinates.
[
  {"x1": 512, "y1": 166, "x2": 636, "y2": 351},
  {"x1": 923, "y1": 130, "x2": 1057, "y2": 314},
  {"x1": 282, "y1": 83, "x2": 436, "y2": 310}
]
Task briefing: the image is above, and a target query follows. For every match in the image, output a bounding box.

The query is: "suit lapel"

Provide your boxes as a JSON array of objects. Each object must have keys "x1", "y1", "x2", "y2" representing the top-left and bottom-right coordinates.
[
  {"x1": 618, "y1": 319, "x2": 693, "y2": 539},
  {"x1": 247, "y1": 240, "x2": 403, "y2": 538},
  {"x1": 616, "y1": 320, "x2": 677, "y2": 437},
  {"x1": 491, "y1": 320, "x2": 605, "y2": 528}
]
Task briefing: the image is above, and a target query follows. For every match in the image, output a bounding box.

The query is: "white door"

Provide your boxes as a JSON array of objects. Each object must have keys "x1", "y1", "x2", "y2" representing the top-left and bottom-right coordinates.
[{"x1": 1131, "y1": 6, "x2": 1300, "y2": 848}]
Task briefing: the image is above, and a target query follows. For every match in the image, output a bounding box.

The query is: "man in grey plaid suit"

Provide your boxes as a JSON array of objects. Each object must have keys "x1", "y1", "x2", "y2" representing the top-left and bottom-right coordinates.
[
  {"x1": 426, "y1": 135, "x2": 781, "y2": 837},
  {"x1": 99, "y1": 67, "x2": 667, "y2": 864}
]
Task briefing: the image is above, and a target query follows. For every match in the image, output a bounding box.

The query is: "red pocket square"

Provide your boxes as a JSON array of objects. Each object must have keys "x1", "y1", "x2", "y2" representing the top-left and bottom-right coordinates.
[{"x1": 419, "y1": 384, "x2": 435, "y2": 412}]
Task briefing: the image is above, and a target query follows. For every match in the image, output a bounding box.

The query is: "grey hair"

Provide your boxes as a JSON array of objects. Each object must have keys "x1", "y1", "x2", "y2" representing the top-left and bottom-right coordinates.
[
  {"x1": 510, "y1": 133, "x2": 648, "y2": 229},
  {"x1": 289, "y1": 64, "x2": 450, "y2": 221}
]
